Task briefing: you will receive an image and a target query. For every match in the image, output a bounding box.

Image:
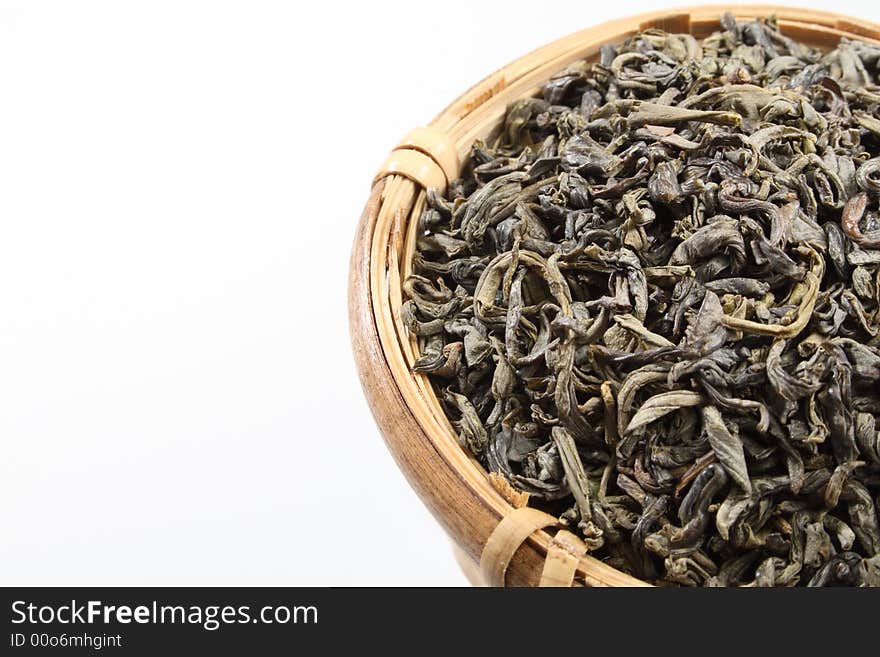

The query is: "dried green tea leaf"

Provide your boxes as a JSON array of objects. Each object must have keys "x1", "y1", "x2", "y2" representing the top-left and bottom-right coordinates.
[{"x1": 701, "y1": 406, "x2": 751, "y2": 493}]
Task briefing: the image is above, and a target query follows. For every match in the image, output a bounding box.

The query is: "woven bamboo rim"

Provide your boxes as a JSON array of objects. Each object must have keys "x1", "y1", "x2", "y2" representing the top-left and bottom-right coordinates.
[{"x1": 349, "y1": 5, "x2": 880, "y2": 587}]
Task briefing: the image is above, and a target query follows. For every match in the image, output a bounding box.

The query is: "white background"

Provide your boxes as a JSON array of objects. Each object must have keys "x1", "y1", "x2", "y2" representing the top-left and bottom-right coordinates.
[{"x1": 1, "y1": 0, "x2": 877, "y2": 586}]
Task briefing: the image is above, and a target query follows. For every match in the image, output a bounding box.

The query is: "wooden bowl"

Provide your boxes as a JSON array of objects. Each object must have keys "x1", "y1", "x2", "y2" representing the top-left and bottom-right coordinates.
[{"x1": 348, "y1": 5, "x2": 880, "y2": 587}]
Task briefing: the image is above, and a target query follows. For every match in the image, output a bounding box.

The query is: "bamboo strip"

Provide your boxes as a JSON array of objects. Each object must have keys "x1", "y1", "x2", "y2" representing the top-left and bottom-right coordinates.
[
  {"x1": 481, "y1": 508, "x2": 559, "y2": 587},
  {"x1": 539, "y1": 530, "x2": 589, "y2": 588}
]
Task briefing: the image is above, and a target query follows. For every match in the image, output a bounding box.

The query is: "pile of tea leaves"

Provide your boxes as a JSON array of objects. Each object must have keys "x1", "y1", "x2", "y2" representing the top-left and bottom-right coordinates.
[{"x1": 404, "y1": 13, "x2": 880, "y2": 586}]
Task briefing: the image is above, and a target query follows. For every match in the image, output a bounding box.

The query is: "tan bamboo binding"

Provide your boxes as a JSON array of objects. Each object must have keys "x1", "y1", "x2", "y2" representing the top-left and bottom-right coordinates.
[
  {"x1": 480, "y1": 508, "x2": 592, "y2": 587},
  {"x1": 350, "y1": 6, "x2": 880, "y2": 587}
]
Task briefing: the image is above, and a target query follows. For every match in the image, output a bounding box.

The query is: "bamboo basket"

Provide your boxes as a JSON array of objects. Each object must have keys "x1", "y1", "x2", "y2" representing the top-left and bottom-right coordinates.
[{"x1": 348, "y1": 5, "x2": 880, "y2": 587}]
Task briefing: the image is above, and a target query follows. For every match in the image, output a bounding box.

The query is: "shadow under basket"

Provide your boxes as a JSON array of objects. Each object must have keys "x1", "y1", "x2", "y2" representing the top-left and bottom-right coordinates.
[{"x1": 348, "y1": 5, "x2": 880, "y2": 587}]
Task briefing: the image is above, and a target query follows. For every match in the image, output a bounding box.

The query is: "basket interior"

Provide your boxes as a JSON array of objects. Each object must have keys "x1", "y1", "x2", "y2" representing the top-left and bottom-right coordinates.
[{"x1": 366, "y1": 6, "x2": 880, "y2": 586}]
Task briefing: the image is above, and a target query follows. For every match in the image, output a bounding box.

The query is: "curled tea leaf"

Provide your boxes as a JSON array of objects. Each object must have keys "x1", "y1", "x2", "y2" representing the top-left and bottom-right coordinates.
[{"x1": 701, "y1": 406, "x2": 751, "y2": 493}]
